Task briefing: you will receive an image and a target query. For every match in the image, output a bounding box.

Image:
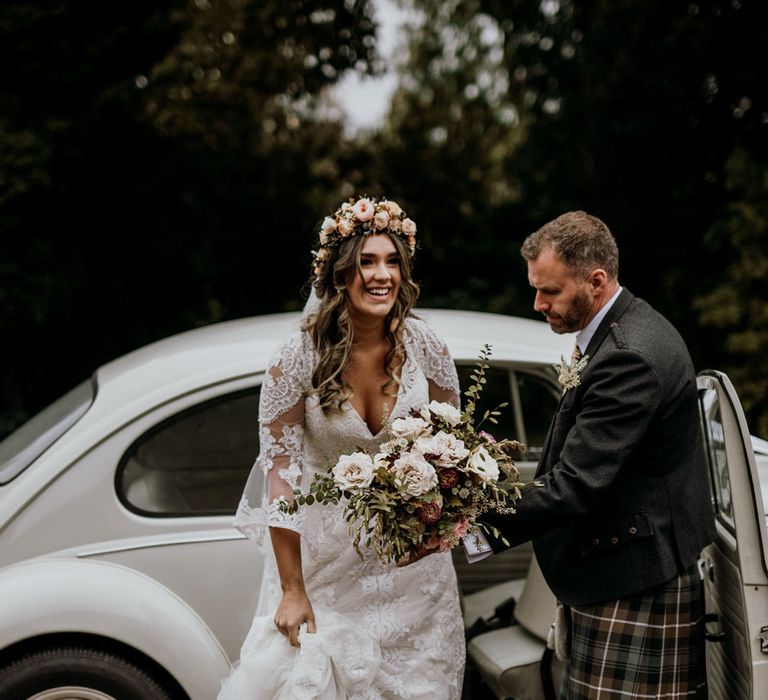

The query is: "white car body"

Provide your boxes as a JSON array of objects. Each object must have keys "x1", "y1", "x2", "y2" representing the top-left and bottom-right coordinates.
[
  {"x1": 0, "y1": 310, "x2": 572, "y2": 699},
  {"x1": 3, "y1": 310, "x2": 766, "y2": 699}
]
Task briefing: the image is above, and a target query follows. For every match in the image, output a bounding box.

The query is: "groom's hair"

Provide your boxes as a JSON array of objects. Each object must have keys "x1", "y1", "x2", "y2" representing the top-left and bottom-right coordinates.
[{"x1": 521, "y1": 211, "x2": 619, "y2": 279}]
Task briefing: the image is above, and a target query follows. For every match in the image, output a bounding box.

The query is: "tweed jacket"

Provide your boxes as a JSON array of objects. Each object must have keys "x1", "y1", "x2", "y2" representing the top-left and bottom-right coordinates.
[{"x1": 482, "y1": 289, "x2": 715, "y2": 606}]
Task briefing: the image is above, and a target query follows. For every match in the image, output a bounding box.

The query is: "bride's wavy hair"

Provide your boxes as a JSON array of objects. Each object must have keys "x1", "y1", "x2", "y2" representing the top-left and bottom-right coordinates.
[{"x1": 304, "y1": 232, "x2": 420, "y2": 413}]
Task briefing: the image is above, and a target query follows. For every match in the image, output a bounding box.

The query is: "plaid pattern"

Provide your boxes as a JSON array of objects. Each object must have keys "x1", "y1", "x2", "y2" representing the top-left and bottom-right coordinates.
[{"x1": 561, "y1": 563, "x2": 707, "y2": 699}]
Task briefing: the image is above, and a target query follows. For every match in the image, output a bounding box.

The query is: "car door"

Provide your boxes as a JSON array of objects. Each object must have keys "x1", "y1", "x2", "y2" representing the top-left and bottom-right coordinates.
[{"x1": 697, "y1": 370, "x2": 768, "y2": 699}]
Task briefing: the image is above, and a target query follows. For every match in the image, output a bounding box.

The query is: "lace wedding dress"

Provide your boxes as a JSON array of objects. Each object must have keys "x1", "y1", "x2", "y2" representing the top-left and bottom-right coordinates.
[{"x1": 220, "y1": 317, "x2": 465, "y2": 699}]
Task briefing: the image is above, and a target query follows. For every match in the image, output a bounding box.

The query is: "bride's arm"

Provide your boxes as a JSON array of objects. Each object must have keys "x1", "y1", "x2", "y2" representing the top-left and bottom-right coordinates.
[
  {"x1": 233, "y1": 335, "x2": 316, "y2": 643},
  {"x1": 428, "y1": 380, "x2": 460, "y2": 408},
  {"x1": 419, "y1": 321, "x2": 461, "y2": 408},
  {"x1": 261, "y1": 362, "x2": 316, "y2": 647},
  {"x1": 270, "y1": 527, "x2": 316, "y2": 646}
]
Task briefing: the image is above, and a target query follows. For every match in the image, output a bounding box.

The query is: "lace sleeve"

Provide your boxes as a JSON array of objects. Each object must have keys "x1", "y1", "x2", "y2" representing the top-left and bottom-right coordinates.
[
  {"x1": 408, "y1": 318, "x2": 461, "y2": 405},
  {"x1": 233, "y1": 334, "x2": 312, "y2": 546}
]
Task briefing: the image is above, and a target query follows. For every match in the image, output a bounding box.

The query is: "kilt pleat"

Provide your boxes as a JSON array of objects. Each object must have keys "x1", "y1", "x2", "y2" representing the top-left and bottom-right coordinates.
[{"x1": 561, "y1": 563, "x2": 707, "y2": 699}]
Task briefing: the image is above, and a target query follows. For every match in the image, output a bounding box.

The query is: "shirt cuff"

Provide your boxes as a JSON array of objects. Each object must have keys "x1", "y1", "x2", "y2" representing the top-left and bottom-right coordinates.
[{"x1": 462, "y1": 530, "x2": 493, "y2": 563}]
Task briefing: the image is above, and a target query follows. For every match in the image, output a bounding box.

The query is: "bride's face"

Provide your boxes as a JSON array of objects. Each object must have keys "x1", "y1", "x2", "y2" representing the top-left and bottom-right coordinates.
[{"x1": 347, "y1": 234, "x2": 402, "y2": 322}]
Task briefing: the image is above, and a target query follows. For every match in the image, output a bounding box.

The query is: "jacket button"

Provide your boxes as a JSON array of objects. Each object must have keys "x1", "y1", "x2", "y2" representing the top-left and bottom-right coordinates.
[
  {"x1": 629, "y1": 527, "x2": 638, "y2": 535},
  {"x1": 610, "y1": 536, "x2": 619, "y2": 545},
  {"x1": 592, "y1": 538, "x2": 600, "y2": 546}
]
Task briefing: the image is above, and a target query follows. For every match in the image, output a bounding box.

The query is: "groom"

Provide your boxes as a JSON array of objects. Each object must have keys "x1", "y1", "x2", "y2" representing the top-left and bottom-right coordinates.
[{"x1": 479, "y1": 211, "x2": 715, "y2": 698}]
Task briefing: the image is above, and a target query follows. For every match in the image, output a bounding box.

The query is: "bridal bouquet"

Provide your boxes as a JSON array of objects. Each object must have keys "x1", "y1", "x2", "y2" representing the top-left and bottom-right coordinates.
[{"x1": 279, "y1": 345, "x2": 523, "y2": 563}]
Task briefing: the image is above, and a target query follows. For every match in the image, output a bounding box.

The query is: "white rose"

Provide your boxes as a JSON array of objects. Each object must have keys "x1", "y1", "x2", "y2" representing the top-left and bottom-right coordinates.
[
  {"x1": 466, "y1": 446, "x2": 499, "y2": 484},
  {"x1": 401, "y1": 217, "x2": 417, "y2": 236},
  {"x1": 378, "y1": 437, "x2": 408, "y2": 454},
  {"x1": 332, "y1": 452, "x2": 375, "y2": 491},
  {"x1": 390, "y1": 416, "x2": 432, "y2": 441},
  {"x1": 388, "y1": 217, "x2": 402, "y2": 233},
  {"x1": 321, "y1": 216, "x2": 337, "y2": 233},
  {"x1": 392, "y1": 452, "x2": 438, "y2": 499},
  {"x1": 352, "y1": 197, "x2": 375, "y2": 221},
  {"x1": 428, "y1": 400, "x2": 461, "y2": 426},
  {"x1": 415, "y1": 430, "x2": 469, "y2": 466}
]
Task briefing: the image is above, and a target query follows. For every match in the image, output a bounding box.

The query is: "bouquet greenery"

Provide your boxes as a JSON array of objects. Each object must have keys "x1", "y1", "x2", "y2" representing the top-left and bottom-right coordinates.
[{"x1": 279, "y1": 345, "x2": 523, "y2": 563}]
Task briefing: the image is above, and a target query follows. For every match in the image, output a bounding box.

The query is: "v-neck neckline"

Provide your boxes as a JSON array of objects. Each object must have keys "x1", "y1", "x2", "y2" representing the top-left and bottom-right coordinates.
[{"x1": 347, "y1": 354, "x2": 410, "y2": 438}]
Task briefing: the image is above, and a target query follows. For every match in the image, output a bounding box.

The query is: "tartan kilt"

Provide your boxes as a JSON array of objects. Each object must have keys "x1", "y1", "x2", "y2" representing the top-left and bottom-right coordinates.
[{"x1": 562, "y1": 562, "x2": 707, "y2": 699}]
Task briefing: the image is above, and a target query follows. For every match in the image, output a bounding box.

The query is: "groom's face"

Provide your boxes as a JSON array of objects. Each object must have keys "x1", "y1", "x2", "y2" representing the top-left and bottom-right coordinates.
[{"x1": 528, "y1": 247, "x2": 595, "y2": 334}]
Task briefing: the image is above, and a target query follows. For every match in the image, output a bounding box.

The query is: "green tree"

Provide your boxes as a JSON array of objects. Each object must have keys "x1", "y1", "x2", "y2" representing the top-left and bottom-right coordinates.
[
  {"x1": 476, "y1": 0, "x2": 768, "y2": 338},
  {"x1": 380, "y1": 0, "x2": 768, "y2": 432},
  {"x1": 368, "y1": 0, "x2": 528, "y2": 310},
  {"x1": 0, "y1": 0, "x2": 379, "y2": 437},
  {"x1": 695, "y1": 149, "x2": 768, "y2": 436}
]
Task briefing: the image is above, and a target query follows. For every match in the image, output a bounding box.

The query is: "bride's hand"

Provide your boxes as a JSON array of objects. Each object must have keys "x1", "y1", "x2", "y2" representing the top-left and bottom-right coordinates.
[
  {"x1": 396, "y1": 543, "x2": 440, "y2": 567},
  {"x1": 274, "y1": 589, "x2": 316, "y2": 647}
]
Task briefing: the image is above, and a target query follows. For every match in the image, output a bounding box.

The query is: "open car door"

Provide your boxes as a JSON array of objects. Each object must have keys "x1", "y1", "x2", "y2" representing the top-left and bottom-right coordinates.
[{"x1": 698, "y1": 370, "x2": 768, "y2": 699}]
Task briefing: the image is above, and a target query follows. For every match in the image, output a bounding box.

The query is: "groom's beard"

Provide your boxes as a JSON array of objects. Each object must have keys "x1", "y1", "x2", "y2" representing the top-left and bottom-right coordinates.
[{"x1": 545, "y1": 288, "x2": 593, "y2": 334}]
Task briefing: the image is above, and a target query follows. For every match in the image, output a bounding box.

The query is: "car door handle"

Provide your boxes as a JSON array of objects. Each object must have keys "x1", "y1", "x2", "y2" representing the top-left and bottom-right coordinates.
[{"x1": 704, "y1": 612, "x2": 726, "y2": 643}]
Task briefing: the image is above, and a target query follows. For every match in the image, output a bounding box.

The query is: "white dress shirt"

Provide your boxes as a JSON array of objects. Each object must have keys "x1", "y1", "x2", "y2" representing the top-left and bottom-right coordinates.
[
  {"x1": 462, "y1": 285, "x2": 623, "y2": 563},
  {"x1": 574, "y1": 285, "x2": 623, "y2": 356}
]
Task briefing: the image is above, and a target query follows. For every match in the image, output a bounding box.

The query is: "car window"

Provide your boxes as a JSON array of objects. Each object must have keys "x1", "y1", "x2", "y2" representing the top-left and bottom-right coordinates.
[
  {"x1": 120, "y1": 363, "x2": 560, "y2": 518},
  {"x1": 516, "y1": 371, "x2": 560, "y2": 460},
  {"x1": 456, "y1": 364, "x2": 519, "y2": 443},
  {"x1": 0, "y1": 379, "x2": 95, "y2": 485},
  {"x1": 118, "y1": 388, "x2": 260, "y2": 516},
  {"x1": 699, "y1": 387, "x2": 735, "y2": 532},
  {"x1": 456, "y1": 364, "x2": 559, "y2": 461}
]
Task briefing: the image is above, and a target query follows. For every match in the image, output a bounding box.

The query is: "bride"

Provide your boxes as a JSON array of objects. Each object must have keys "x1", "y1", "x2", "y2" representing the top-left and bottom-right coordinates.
[{"x1": 219, "y1": 196, "x2": 465, "y2": 699}]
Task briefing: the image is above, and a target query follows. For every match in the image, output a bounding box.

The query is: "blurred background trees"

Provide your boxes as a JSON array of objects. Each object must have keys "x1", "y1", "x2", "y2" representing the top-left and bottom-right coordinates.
[{"x1": 2, "y1": 0, "x2": 767, "y2": 437}]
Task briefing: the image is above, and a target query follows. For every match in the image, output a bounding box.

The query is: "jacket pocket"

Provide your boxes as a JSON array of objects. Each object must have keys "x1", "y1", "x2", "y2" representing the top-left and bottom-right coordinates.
[{"x1": 579, "y1": 510, "x2": 654, "y2": 555}]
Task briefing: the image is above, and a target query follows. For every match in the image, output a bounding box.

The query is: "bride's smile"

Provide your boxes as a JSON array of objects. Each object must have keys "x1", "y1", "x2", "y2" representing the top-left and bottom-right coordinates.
[{"x1": 347, "y1": 234, "x2": 401, "y2": 320}]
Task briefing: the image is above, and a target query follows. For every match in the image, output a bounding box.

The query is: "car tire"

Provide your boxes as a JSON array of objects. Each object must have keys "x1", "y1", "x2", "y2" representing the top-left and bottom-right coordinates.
[{"x1": 0, "y1": 646, "x2": 173, "y2": 700}]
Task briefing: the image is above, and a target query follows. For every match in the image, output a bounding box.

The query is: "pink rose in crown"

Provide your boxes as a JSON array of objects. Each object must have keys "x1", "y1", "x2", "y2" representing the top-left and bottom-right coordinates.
[
  {"x1": 384, "y1": 200, "x2": 403, "y2": 217},
  {"x1": 352, "y1": 198, "x2": 374, "y2": 221},
  {"x1": 337, "y1": 218, "x2": 354, "y2": 237},
  {"x1": 401, "y1": 217, "x2": 417, "y2": 236},
  {"x1": 373, "y1": 210, "x2": 390, "y2": 230}
]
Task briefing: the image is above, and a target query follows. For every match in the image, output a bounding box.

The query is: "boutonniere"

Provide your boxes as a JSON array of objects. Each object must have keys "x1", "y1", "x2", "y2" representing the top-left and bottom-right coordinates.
[{"x1": 554, "y1": 354, "x2": 589, "y2": 393}]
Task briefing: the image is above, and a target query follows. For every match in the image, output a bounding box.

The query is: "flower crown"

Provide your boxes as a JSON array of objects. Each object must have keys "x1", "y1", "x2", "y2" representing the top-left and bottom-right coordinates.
[{"x1": 312, "y1": 196, "x2": 417, "y2": 278}]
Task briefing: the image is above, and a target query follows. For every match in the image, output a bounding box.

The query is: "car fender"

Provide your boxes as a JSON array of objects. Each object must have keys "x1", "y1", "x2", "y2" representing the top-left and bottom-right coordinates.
[{"x1": 0, "y1": 558, "x2": 230, "y2": 699}]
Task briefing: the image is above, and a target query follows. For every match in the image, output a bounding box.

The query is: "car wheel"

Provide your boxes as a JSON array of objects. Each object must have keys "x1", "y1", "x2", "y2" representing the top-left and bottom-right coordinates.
[{"x1": 0, "y1": 647, "x2": 172, "y2": 700}]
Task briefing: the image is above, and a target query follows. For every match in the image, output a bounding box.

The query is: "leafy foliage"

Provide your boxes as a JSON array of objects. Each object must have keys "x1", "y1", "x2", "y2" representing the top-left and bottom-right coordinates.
[
  {"x1": 0, "y1": 0, "x2": 379, "y2": 434},
  {"x1": 695, "y1": 149, "x2": 768, "y2": 435},
  {"x1": 2, "y1": 0, "x2": 768, "y2": 440}
]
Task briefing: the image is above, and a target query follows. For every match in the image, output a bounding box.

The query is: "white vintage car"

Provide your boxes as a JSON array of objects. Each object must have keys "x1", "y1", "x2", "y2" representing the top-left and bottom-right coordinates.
[{"x1": 0, "y1": 310, "x2": 765, "y2": 699}]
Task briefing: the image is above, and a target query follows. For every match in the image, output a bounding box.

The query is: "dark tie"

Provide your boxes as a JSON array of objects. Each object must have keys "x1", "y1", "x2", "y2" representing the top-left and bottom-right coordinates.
[{"x1": 571, "y1": 342, "x2": 583, "y2": 363}]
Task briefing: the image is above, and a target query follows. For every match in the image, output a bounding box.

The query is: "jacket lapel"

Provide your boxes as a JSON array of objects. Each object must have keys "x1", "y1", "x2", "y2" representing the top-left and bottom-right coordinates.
[
  {"x1": 535, "y1": 288, "x2": 635, "y2": 476},
  {"x1": 583, "y1": 288, "x2": 634, "y2": 360}
]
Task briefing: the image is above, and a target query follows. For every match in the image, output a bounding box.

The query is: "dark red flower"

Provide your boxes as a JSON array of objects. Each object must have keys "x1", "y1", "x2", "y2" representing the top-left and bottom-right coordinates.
[
  {"x1": 417, "y1": 501, "x2": 442, "y2": 524},
  {"x1": 438, "y1": 468, "x2": 460, "y2": 489}
]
